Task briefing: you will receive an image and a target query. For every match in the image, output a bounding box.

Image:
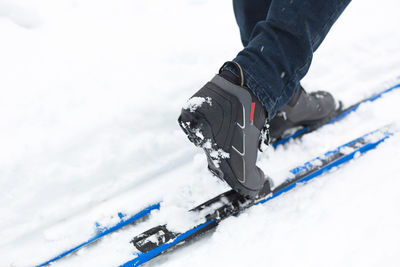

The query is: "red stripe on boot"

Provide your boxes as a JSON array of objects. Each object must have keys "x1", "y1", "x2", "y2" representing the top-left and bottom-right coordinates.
[{"x1": 250, "y1": 102, "x2": 255, "y2": 124}]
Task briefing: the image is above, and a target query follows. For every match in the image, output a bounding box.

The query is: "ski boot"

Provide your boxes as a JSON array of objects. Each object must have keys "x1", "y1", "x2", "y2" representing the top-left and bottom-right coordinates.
[
  {"x1": 178, "y1": 61, "x2": 272, "y2": 199},
  {"x1": 268, "y1": 86, "x2": 341, "y2": 143}
]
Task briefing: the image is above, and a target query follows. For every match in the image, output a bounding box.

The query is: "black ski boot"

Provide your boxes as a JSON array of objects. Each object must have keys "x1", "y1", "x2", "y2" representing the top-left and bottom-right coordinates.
[
  {"x1": 178, "y1": 62, "x2": 272, "y2": 199},
  {"x1": 268, "y1": 86, "x2": 341, "y2": 143}
]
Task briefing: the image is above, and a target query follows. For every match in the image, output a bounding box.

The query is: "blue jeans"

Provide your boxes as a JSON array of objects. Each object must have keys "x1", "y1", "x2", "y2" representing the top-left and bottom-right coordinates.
[{"x1": 229, "y1": 0, "x2": 351, "y2": 117}]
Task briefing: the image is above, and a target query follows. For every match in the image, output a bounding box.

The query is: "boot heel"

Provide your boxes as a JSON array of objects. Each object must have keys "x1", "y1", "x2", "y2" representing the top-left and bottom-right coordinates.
[{"x1": 178, "y1": 110, "x2": 213, "y2": 148}]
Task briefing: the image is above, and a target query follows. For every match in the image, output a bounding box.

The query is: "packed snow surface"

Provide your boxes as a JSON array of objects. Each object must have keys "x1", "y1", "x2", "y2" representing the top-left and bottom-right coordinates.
[{"x1": 0, "y1": 0, "x2": 400, "y2": 266}]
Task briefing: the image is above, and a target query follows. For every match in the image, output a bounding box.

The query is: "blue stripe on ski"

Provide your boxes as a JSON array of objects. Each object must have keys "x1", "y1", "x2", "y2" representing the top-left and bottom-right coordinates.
[
  {"x1": 329, "y1": 83, "x2": 400, "y2": 124},
  {"x1": 36, "y1": 202, "x2": 161, "y2": 267},
  {"x1": 272, "y1": 83, "x2": 400, "y2": 148},
  {"x1": 120, "y1": 125, "x2": 394, "y2": 267},
  {"x1": 119, "y1": 219, "x2": 215, "y2": 267},
  {"x1": 258, "y1": 128, "x2": 393, "y2": 205}
]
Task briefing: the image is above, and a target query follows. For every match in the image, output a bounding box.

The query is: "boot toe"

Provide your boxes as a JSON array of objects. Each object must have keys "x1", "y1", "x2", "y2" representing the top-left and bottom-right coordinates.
[{"x1": 310, "y1": 91, "x2": 337, "y2": 116}]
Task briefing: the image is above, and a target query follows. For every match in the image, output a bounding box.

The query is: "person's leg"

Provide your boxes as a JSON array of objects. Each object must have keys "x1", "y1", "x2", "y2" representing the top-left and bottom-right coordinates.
[
  {"x1": 232, "y1": 0, "x2": 272, "y2": 47},
  {"x1": 229, "y1": 0, "x2": 351, "y2": 118},
  {"x1": 179, "y1": 0, "x2": 351, "y2": 198}
]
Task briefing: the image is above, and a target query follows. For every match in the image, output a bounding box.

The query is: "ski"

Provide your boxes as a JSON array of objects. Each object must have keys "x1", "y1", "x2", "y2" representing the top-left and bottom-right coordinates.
[
  {"x1": 123, "y1": 123, "x2": 396, "y2": 267},
  {"x1": 35, "y1": 203, "x2": 160, "y2": 267},
  {"x1": 36, "y1": 81, "x2": 399, "y2": 267},
  {"x1": 273, "y1": 82, "x2": 400, "y2": 147}
]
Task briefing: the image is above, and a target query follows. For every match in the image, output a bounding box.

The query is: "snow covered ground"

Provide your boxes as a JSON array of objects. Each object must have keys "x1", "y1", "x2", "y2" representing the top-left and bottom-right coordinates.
[{"x1": 0, "y1": 0, "x2": 399, "y2": 266}]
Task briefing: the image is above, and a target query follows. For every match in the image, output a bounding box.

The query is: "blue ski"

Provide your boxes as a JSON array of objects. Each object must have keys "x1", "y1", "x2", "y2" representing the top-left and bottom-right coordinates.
[
  {"x1": 36, "y1": 203, "x2": 160, "y2": 267},
  {"x1": 125, "y1": 124, "x2": 396, "y2": 267}
]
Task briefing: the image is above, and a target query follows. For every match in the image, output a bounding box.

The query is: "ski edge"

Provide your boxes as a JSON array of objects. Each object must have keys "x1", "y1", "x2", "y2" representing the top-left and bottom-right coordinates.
[{"x1": 36, "y1": 203, "x2": 161, "y2": 267}]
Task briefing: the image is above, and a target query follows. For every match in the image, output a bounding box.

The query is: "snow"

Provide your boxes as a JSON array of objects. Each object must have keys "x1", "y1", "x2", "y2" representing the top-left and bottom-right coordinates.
[
  {"x1": 203, "y1": 140, "x2": 230, "y2": 168},
  {"x1": 0, "y1": 0, "x2": 399, "y2": 266},
  {"x1": 183, "y1": 96, "x2": 212, "y2": 112}
]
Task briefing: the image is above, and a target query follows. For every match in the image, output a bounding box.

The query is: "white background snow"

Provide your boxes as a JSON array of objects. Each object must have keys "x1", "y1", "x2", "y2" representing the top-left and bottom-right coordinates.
[{"x1": 0, "y1": 0, "x2": 399, "y2": 266}]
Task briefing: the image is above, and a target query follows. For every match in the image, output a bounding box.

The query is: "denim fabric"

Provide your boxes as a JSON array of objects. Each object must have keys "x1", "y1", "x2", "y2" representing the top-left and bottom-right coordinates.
[{"x1": 228, "y1": 0, "x2": 351, "y2": 117}]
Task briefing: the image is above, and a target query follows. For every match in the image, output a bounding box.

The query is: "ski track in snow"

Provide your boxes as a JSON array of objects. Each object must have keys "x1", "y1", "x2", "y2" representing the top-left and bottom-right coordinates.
[{"x1": 0, "y1": 0, "x2": 400, "y2": 266}]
